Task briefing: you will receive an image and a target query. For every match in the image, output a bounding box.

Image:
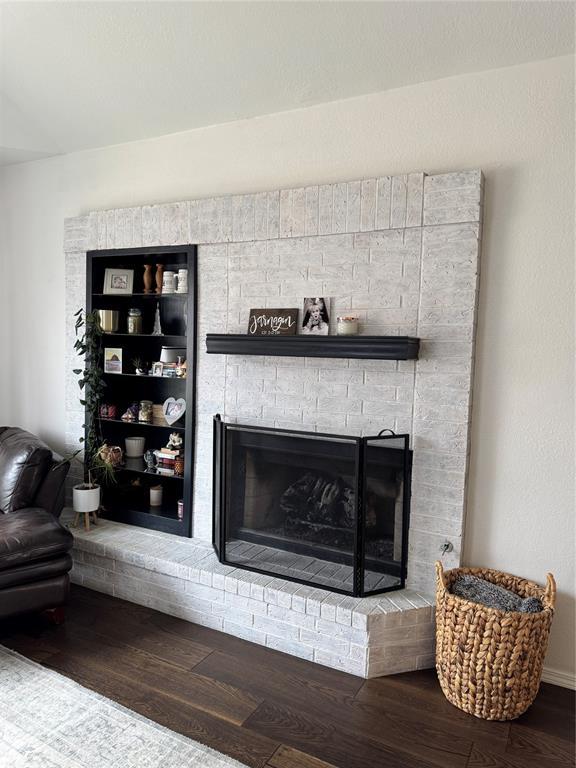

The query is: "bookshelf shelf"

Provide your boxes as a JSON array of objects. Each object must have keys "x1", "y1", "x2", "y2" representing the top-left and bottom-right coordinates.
[{"x1": 87, "y1": 244, "x2": 197, "y2": 537}]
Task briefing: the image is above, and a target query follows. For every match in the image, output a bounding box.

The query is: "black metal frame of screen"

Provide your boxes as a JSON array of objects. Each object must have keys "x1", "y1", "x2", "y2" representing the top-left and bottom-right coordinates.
[{"x1": 212, "y1": 414, "x2": 412, "y2": 597}]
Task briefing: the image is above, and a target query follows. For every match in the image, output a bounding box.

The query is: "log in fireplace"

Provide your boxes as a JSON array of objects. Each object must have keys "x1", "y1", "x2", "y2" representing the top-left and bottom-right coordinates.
[{"x1": 212, "y1": 415, "x2": 412, "y2": 597}]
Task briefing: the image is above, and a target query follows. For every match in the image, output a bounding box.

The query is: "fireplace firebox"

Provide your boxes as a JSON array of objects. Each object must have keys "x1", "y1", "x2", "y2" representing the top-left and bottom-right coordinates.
[{"x1": 212, "y1": 415, "x2": 412, "y2": 596}]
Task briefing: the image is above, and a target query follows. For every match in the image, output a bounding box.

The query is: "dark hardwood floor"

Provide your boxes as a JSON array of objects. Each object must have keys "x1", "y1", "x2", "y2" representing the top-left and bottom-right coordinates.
[{"x1": 0, "y1": 586, "x2": 573, "y2": 768}]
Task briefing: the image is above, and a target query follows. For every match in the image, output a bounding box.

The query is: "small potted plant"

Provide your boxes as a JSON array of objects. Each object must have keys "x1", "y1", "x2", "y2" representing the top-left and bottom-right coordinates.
[
  {"x1": 72, "y1": 446, "x2": 118, "y2": 513},
  {"x1": 132, "y1": 357, "x2": 148, "y2": 376}
]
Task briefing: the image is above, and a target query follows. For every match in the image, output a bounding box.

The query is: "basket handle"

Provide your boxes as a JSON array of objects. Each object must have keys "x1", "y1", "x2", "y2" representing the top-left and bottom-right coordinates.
[
  {"x1": 545, "y1": 572, "x2": 557, "y2": 608},
  {"x1": 435, "y1": 560, "x2": 448, "y2": 590}
]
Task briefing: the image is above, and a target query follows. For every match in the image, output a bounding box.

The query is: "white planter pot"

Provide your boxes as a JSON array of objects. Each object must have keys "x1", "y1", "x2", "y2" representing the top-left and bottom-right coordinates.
[{"x1": 73, "y1": 484, "x2": 101, "y2": 513}]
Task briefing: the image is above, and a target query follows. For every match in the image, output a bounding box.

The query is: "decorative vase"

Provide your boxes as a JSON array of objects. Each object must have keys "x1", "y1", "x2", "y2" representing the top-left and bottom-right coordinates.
[
  {"x1": 125, "y1": 436, "x2": 146, "y2": 458},
  {"x1": 155, "y1": 264, "x2": 164, "y2": 294},
  {"x1": 143, "y1": 264, "x2": 154, "y2": 294},
  {"x1": 96, "y1": 309, "x2": 119, "y2": 333}
]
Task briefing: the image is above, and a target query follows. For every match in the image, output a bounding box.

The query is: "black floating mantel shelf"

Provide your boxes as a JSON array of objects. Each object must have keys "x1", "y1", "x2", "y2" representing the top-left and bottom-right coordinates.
[{"x1": 205, "y1": 334, "x2": 419, "y2": 360}]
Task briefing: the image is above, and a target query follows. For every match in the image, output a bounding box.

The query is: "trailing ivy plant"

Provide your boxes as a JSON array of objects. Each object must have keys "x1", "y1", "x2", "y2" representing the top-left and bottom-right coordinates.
[{"x1": 71, "y1": 309, "x2": 114, "y2": 487}]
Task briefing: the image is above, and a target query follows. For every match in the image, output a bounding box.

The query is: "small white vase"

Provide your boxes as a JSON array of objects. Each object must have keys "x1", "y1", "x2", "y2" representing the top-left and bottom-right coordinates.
[{"x1": 73, "y1": 484, "x2": 101, "y2": 513}]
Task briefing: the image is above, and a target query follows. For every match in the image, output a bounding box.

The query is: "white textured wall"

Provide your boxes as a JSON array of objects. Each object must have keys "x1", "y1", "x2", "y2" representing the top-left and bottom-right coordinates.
[
  {"x1": 62, "y1": 170, "x2": 483, "y2": 596},
  {"x1": 0, "y1": 56, "x2": 573, "y2": 682}
]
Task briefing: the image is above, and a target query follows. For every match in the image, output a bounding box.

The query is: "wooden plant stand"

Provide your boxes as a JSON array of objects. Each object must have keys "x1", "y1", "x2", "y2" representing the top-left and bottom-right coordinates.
[{"x1": 73, "y1": 508, "x2": 99, "y2": 532}]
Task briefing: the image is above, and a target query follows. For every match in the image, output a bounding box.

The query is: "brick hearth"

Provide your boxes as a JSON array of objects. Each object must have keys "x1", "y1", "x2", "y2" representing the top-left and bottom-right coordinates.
[{"x1": 65, "y1": 513, "x2": 436, "y2": 679}]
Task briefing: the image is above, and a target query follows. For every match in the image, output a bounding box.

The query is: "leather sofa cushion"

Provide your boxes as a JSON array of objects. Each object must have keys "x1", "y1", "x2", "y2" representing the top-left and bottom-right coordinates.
[
  {"x1": 0, "y1": 574, "x2": 69, "y2": 620},
  {"x1": 0, "y1": 554, "x2": 72, "y2": 589},
  {"x1": 0, "y1": 428, "x2": 53, "y2": 513},
  {"x1": 0, "y1": 508, "x2": 73, "y2": 571}
]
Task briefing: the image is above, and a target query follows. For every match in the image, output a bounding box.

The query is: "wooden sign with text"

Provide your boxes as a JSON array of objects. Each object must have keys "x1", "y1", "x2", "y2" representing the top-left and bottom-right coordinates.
[{"x1": 247, "y1": 308, "x2": 298, "y2": 336}]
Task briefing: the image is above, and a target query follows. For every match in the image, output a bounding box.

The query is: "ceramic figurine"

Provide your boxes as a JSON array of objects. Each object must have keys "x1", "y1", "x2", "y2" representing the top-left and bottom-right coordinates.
[
  {"x1": 166, "y1": 432, "x2": 183, "y2": 452},
  {"x1": 144, "y1": 450, "x2": 156, "y2": 471},
  {"x1": 152, "y1": 302, "x2": 163, "y2": 336},
  {"x1": 121, "y1": 403, "x2": 139, "y2": 422}
]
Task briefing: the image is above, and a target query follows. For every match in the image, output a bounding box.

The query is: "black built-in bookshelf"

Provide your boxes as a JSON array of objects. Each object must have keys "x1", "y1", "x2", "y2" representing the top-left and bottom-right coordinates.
[{"x1": 86, "y1": 245, "x2": 197, "y2": 536}]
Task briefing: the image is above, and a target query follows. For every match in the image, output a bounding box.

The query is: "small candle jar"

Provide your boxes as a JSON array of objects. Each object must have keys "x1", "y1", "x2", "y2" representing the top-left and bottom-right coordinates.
[
  {"x1": 138, "y1": 400, "x2": 153, "y2": 423},
  {"x1": 150, "y1": 486, "x2": 163, "y2": 507},
  {"x1": 337, "y1": 316, "x2": 359, "y2": 336},
  {"x1": 127, "y1": 308, "x2": 142, "y2": 334}
]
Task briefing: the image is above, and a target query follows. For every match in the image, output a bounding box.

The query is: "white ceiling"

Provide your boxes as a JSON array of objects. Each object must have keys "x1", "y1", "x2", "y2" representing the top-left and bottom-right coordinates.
[{"x1": 0, "y1": 1, "x2": 574, "y2": 166}]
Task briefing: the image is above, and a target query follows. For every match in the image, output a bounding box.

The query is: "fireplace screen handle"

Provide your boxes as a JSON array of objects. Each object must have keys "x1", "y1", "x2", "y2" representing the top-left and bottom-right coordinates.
[{"x1": 377, "y1": 429, "x2": 396, "y2": 437}]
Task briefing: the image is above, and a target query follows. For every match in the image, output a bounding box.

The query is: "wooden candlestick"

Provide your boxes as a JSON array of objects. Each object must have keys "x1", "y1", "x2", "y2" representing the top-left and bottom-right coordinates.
[
  {"x1": 143, "y1": 264, "x2": 154, "y2": 294},
  {"x1": 155, "y1": 264, "x2": 164, "y2": 294}
]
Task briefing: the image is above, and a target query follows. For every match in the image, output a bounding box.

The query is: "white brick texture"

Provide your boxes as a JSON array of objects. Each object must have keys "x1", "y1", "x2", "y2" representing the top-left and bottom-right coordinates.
[
  {"x1": 65, "y1": 170, "x2": 483, "y2": 597},
  {"x1": 67, "y1": 515, "x2": 435, "y2": 678}
]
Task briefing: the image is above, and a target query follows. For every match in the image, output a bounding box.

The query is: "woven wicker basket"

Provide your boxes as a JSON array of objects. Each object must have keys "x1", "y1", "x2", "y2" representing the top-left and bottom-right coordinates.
[{"x1": 435, "y1": 561, "x2": 556, "y2": 721}]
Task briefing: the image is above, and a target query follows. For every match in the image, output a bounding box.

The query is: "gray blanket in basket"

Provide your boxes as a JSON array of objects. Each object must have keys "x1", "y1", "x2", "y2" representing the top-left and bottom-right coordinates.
[{"x1": 451, "y1": 574, "x2": 543, "y2": 613}]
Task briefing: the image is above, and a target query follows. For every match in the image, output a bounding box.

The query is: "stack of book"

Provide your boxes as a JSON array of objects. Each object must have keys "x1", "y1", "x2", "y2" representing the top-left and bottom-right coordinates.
[
  {"x1": 162, "y1": 363, "x2": 179, "y2": 378},
  {"x1": 154, "y1": 448, "x2": 180, "y2": 476},
  {"x1": 152, "y1": 404, "x2": 168, "y2": 427}
]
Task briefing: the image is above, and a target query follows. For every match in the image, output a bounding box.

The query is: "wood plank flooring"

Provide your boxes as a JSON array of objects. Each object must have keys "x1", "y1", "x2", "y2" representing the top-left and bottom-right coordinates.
[{"x1": 0, "y1": 586, "x2": 573, "y2": 768}]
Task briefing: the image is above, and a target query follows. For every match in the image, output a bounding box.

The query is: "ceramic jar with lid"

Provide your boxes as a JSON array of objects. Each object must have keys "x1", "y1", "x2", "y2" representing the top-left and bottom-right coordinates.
[
  {"x1": 176, "y1": 269, "x2": 188, "y2": 294},
  {"x1": 162, "y1": 271, "x2": 176, "y2": 294}
]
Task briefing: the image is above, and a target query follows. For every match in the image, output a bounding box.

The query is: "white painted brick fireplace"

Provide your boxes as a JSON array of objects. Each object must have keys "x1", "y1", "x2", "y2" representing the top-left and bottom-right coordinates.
[{"x1": 64, "y1": 169, "x2": 483, "y2": 676}]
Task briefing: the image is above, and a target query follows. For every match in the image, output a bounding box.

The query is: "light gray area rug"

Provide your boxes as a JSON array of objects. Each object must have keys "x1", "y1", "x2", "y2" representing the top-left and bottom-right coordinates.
[{"x1": 0, "y1": 646, "x2": 247, "y2": 767}]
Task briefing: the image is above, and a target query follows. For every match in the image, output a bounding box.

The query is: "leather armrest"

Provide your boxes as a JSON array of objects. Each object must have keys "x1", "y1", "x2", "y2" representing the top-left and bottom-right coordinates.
[{"x1": 33, "y1": 460, "x2": 70, "y2": 519}]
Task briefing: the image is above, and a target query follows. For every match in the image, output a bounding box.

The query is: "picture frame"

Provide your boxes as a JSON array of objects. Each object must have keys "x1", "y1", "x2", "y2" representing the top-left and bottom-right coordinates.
[
  {"x1": 103, "y1": 268, "x2": 134, "y2": 295},
  {"x1": 301, "y1": 297, "x2": 330, "y2": 335},
  {"x1": 104, "y1": 347, "x2": 122, "y2": 374},
  {"x1": 151, "y1": 362, "x2": 164, "y2": 377},
  {"x1": 162, "y1": 397, "x2": 186, "y2": 426}
]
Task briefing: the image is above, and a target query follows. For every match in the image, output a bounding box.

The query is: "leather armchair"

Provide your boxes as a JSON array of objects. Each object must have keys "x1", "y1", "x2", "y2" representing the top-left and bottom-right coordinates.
[{"x1": 0, "y1": 427, "x2": 73, "y2": 620}]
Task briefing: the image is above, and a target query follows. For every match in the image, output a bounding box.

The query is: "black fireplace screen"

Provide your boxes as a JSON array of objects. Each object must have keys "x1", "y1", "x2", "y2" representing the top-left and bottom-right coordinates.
[{"x1": 212, "y1": 415, "x2": 411, "y2": 597}]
